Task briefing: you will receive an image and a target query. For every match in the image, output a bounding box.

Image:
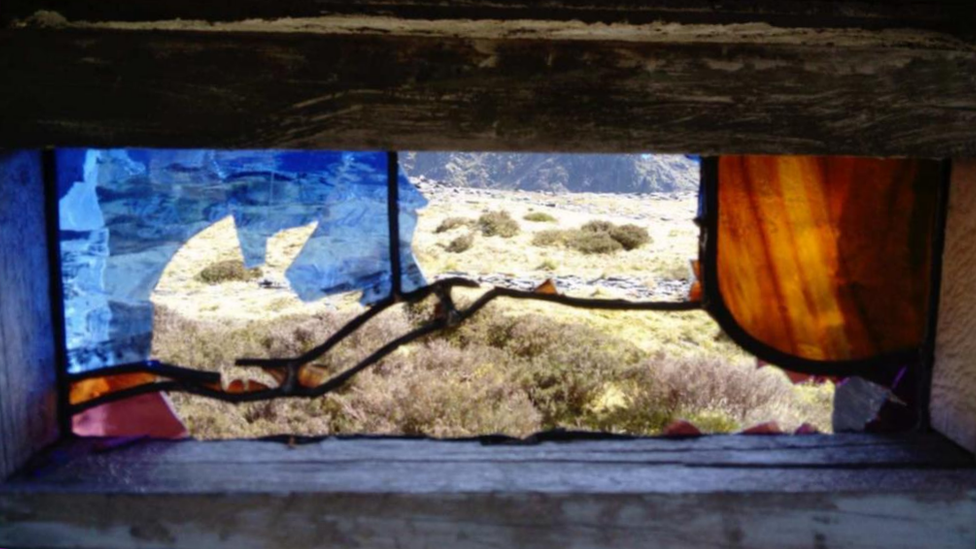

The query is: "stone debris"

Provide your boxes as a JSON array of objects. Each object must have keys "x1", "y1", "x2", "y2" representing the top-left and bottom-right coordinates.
[{"x1": 435, "y1": 271, "x2": 691, "y2": 301}]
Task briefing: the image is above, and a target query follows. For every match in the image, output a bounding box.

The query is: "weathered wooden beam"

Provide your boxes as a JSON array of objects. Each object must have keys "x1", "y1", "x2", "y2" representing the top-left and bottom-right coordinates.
[
  {"x1": 0, "y1": 151, "x2": 59, "y2": 480},
  {"x1": 2, "y1": 435, "x2": 975, "y2": 548},
  {"x1": 933, "y1": 159, "x2": 976, "y2": 454},
  {"x1": 2, "y1": 10, "x2": 976, "y2": 155},
  {"x1": 4, "y1": 0, "x2": 975, "y2": 34}
]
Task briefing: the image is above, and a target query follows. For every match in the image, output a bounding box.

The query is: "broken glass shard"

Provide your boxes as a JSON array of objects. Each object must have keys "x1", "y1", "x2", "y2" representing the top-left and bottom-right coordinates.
[{"x1": 58, "y1": 149, "x2": 427, "y2": 373}]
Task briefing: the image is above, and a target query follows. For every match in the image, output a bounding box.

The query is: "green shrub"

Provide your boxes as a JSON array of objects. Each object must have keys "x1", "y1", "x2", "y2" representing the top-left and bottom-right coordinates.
[
  {"x1": 567, "y1": 231, "x2": 623, "y2": 255},
  {"x1": 581, "y1": 220, "x2": 615, "y2": 233},
  {"x1": 532, "y1": 229, "x2": 567, "y2": 247},
  {"x1": 609, "y1": 224, "x2": 651, "y2": 250},
  {"x1": 446, "y1": 232, "x2": 475, "y2": 253},
  {"x1": 478, "y1": 210, "x2": 520, "y2": 238},
  {"x1": 435, "y1": 216, "x2": 472, "y2": 233},
  {"x1": 195, "y1": 259, "x2": 262, "y2": 285},
  {"x1": 523, "y1": 212, "x2": 557, "y2": 223}
]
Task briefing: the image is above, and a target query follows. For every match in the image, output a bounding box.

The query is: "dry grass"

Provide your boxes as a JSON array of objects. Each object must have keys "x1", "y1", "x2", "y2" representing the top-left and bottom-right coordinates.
[
  {"x1": 196, "y1": 259, "x2": 262, "y2": 285},
  {"x1": 446, "y1": 232, "x2": 475, "y2": 253},
  {"x1": 152, "y1": 187, "x2": 833, "y2": 439},
  {"x1": 412, "y1": 191, "x2": 697, "y2": 295},
  {"x1": 158, "y1": 300, "x2": 832, "y2": 439}
]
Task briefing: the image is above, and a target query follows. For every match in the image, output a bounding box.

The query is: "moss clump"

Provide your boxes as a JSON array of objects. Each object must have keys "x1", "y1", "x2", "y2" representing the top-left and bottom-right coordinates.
[
  {"x1": 478, "y1": 210, "x2": 520, "y2": 238},
  {"x1": 195, "y1": 259, "x2": 262, "y2": 285}
]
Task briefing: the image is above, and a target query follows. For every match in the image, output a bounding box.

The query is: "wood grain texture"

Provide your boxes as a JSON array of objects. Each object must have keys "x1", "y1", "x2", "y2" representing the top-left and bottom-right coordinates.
[
  {"x1": 0, "y1": 150, "x2": 59, "y2": 480},
  {"x1": 933, "y1": 159, "x2": 976, "y2": 454},
  {"x1": 1, "y1": 435, "x2": 974, "y2": 548},
  {"x1": 4, "y1": 0, "x2": 975, "y2": 32},
  {"x1": 2, "y1": 12, "x2": 976, "y2": 155}
]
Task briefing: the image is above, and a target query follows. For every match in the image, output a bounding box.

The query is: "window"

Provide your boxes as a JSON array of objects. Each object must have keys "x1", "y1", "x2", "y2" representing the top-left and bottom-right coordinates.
[{"x1": 56, "y1": 150, "x2": 945, "y2": 439}]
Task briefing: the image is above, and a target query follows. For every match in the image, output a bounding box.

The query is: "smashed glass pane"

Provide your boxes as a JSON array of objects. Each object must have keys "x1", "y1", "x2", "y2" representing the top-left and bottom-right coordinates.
[
  {"x1": 403, "y1": 152, "x2": 701, "y2": 302},
  {"x1": 58, "y1": 149, "x2": 426, "y2": 373}
]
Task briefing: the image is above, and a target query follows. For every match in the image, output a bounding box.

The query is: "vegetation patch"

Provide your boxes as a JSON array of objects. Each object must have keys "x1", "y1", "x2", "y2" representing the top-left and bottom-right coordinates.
[
  {"x1": 446, "y1": 232, "x2": 475, "y2": 254},
  {"x1": 532, "y1": 220, "x2": 652, "y2": 255},
  {"x1": 478, "y1": 210, "x2": 520, "y2": 238},
  {"x1": 195, "y1": 259, "x2": 262, "y2": 285},
  {"x1": 581, "y1": 220, "x2": 616, "y2": 234},
  {"x1": 523, "y1": 212, "x2": 557, "y2": 223},
  {"x1": 566, "y1": 231, "x2": 624, "y2": 255},
  {"x1": 609, "y1": 224, "x2": 651, "y2": 251},
  {"x1": 160, "y1": 301, "x2": 832, "y2": 440},
  {"x1": 435, "y1": 216, "x2": 473, "y2": 233},
  {"x1": 531, "y1": 229, "x2": 568, "y2": 247}
]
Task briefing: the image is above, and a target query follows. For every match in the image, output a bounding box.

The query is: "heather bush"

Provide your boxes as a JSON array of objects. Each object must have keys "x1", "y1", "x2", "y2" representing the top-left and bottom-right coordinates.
[
  {"x1": 609, "y1": 224, "x2": 651, "y2": 250},
  {"x1": 581, "y1": 220, "x2": 616, "y2": 233},
  {"x1": 446, "y1": 232, "x2": 475, "y2": 253},
  {"x1": 159, "y1": 300, "x2": 832, "y2": 439},
  {"x1": 532, "y1": 220, "x2": 650, "y2": 254},
  {"x1": 566, "y1": 230, "x2": 623, "y2": 255},
  {"x1": 436, "y1": 216, "x2": 472, "y2": 233},
  {"x1": 532, "y1": 229, "x2": 567, "y2": 247},
  {"x1": 478, "y1": 210, "x2": 520, "y2": 238}
]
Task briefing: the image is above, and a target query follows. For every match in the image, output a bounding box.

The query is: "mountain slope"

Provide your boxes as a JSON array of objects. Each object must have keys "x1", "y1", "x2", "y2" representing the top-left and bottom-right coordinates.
[{"x1": 402, "y1": 152, "x2": 699, "y2": 194}]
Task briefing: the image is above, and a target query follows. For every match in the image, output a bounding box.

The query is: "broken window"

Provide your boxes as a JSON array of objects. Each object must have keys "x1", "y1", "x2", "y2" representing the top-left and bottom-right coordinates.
[{"x1": 52, "y1": 150, "x2": 944, "y2": 438}]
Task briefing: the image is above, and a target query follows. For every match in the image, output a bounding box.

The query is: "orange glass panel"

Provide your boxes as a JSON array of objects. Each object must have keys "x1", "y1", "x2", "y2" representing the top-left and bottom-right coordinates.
[
  {"x1": 69, "y1": 372, "x2": 159, "y2": 405},
  {"x1": 717, "y1": 156, "x2": 940, "y2": 362}
]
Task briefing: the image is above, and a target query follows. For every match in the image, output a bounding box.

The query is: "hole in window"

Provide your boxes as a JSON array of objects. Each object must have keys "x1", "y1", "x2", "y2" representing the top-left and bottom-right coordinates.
[{"x1": 55, "y1": 150, "x2": 944, "y2": 440}]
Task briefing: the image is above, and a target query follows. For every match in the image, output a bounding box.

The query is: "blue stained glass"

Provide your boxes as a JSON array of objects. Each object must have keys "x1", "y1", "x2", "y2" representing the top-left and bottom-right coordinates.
[{"x1": 57, "y1": 149, "x2": 427, "y2": 373}]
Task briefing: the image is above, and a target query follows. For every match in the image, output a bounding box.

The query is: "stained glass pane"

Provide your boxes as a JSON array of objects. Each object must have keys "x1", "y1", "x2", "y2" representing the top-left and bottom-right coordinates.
[
  {"x1": 714, "y1": 156, "x2": 940, "y2": 362},
  {"x1": 57, "y1": 149, "x2": 423, "y2": 374}
]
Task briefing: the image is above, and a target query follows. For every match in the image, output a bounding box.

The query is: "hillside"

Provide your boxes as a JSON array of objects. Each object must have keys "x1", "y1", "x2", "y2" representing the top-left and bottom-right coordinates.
[{"x1": 402, "y1": 152, "x2": 699, "y2": 194}]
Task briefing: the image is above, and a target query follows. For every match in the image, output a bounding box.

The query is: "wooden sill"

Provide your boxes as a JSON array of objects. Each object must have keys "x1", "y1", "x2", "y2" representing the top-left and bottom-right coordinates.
[{"x1": 1, "y1": 434, "x2": 975, "y2": 548}]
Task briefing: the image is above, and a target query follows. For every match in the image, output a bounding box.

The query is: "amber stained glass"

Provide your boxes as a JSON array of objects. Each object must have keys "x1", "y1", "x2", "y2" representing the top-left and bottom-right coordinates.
[{"x1": 716, "y1": 156, "x2": 940, "y2": 362}]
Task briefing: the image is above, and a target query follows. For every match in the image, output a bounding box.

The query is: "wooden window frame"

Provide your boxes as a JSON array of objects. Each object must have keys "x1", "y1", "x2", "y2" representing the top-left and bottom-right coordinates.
[{"x1": 3, "y1": 2, "x2": 976, "y2": 547}]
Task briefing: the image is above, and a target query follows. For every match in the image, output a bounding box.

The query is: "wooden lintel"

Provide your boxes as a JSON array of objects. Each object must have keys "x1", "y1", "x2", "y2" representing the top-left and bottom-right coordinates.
[
  {"x1": 3, "y1": 1, "x2": 976, "y2": 34},
  {"x1": 2, "y1": 9, "x2": 976, "y2": 155}
]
